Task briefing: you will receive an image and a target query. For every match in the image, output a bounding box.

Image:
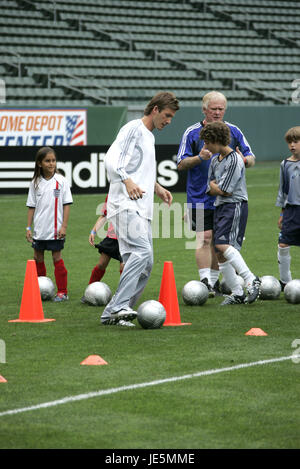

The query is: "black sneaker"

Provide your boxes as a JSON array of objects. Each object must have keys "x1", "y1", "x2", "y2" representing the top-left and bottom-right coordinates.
[
  {"x1": 279, "y1": 280, "x2": 286, "y2": 292},
  {"x1": 213, "y1": 279, "x2": 222, "y2": 296},
  {"x1": 201, "y1": 278, "x2": 215, "y2": 298},
  {"x1": 221, "y1": 293, "x2": 246, "y2": 305},
  {"x1": 245, "y1": 276, "x2": 261, "y2": 304}
]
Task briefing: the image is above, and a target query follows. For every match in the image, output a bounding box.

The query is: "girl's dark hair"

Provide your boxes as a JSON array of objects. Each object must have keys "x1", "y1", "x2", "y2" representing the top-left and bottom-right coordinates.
[
  {"x1": 33, "y1": 146, "x2": 58, "y2": 188},
  {"x1": 144, "y1": 91, "x2": 179, "y2": 116}
]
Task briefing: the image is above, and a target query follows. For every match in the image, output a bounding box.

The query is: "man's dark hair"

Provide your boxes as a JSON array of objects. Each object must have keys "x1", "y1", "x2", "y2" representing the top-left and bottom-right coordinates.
[{"x1": 144, "y1": 91, "x2": 179, "y2": 116}]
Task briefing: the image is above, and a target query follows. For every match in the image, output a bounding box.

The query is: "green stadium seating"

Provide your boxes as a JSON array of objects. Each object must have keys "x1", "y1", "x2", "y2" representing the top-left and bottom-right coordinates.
[{"x1": 0, "y1": 0, "x2": 297, "y2": 107}]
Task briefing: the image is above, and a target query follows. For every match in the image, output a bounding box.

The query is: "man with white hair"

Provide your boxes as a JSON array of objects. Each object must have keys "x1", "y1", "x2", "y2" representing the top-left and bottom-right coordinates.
[{"x1": 177, "y1": 91, "x2": 255, "y2": 296}]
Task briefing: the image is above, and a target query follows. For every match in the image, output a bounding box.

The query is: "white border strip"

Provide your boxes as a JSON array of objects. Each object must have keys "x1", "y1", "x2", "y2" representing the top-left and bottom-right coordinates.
[{"x1": 0, "y1": 355, "x2": 297, "y2": 418}]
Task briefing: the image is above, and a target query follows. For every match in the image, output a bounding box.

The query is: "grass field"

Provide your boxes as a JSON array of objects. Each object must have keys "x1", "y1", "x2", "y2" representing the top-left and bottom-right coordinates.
[{"x1": 0, "y1": 162, "x2": 299, "y2": 450}]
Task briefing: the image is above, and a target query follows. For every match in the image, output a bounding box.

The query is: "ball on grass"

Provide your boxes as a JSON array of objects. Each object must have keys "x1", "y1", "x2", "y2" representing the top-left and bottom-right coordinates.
[
  {"x1": 284, "y1": 279, "x2": 300, "y2": 304},
  {"x1": 259, "y1": 275, "x2": 281, "y2": 300},
  {"x1": 181, "y1": 280, "x2": 208, "y2": 306},
  {"x1": 137, "y1": 300, "x2": 166, "y2": 329},
  {"x1": 84, "y1": 281, "x2": 112, "y2": 306},
  {"x1": 38, "y1": 276, "x2": 55, "y2": 301}
]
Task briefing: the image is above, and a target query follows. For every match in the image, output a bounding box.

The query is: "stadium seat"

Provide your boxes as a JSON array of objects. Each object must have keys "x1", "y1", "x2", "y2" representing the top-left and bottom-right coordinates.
[{"x1": 0, "y1": 0, "x2": 297, "y2": 107}]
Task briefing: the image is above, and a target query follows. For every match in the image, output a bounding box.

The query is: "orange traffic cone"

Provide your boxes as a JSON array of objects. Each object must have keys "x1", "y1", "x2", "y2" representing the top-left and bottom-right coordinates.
[
  {"x1": 0, "y1": 375, "x2": 7, "y2": 383},
  {"x1": 80, "y1": 355, "x2": 108, "y2": 365},
  {"x1": 158, "y1": 261, "x2": 191, "y2": 327},
  {"x1": 245, "y1": 328, "x2": 268, "y2": 336},
  {"x1": 9, "y1": 260, "x2": 55, "y2": 323}
]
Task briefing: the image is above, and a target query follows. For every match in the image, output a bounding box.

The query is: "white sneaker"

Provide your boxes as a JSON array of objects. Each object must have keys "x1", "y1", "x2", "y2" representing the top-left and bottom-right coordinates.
[
  {"x1": 102, "y1": 318, "x2": 136, "y2": 327},
  {"x1": 110, "y1": 308, "x2": 137, "y2": 322},
  {"x1": 117, "y1": 320, "x2": 136, "y2": 327},
  {"x1": 53, "y1": 293, "x2": 69, "y2": 302}
]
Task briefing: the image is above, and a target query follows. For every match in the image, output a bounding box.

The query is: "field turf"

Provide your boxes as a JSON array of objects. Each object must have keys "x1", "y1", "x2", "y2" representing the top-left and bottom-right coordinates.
[{"x1": 0, "y1": 162, "x2": 299, "y2": 450}]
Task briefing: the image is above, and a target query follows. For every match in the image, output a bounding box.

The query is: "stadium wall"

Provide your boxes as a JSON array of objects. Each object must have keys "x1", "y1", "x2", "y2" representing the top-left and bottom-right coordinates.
[
  {"x1": 0, "y1": 105, "x2": 298, "y2": 194},
  {"x1": 151, "y1": 105, "x2": 300, "y2": 161},
  {"x1": 0, "y1": 145, "x2": 183, "y2": 194}
]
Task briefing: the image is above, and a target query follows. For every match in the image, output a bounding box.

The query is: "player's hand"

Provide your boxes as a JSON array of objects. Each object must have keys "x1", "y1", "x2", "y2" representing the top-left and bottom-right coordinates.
[
  {"x1": 124, "y1": 178, "x2": 145, "y2": 200},
  {"x1": 58, "y1": 225, "x2": 67, "y2": 239},
  {"x1": 278, "y1": 215, "x2": 283, "y2": 230},
  {"x1": 89, "y1": 233, "x2": 95, "y2": 246},
  {"x1": 209, "y1": 180, "x2": 219, "y2": 193},
  {"x1": 155, "y1": 183, "x2": 173, "y2": 206},
  {"x1": 235, "y1": 146, "x2": 243, "y2": 157},
  {"x1": 200, "y1": 145, "x2": 212, "y2": 160},
  {"x1": 235, "y1": 147, "x2": 247, "y2": 166},
  {"x1": 26, "y1": 230, "x2": 33, "y2": 243}
]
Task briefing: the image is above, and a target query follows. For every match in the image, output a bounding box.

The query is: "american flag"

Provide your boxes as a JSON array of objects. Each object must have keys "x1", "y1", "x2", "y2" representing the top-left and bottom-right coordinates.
[{"x1": 66, "y1": 115, "x2": 85, "y2": 145}]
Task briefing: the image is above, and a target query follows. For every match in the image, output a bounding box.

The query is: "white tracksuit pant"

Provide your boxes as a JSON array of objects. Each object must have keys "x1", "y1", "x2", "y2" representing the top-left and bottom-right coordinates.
[{"x1": 101, "y1": 210, "x2": 153, "y2": 323}]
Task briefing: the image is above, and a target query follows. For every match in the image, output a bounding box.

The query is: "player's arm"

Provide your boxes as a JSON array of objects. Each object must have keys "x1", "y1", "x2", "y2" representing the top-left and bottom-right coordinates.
[
  {"x1": 244, "y1": 154, "x2": 255, "y2": 168},
  {"x1": 59, "y1": 204, "x2": 71, "y2": 239},
  {"x1": 234, "y1": 127, "x2": 256, "y2": 168},
  {"x1": 177, "y1": 129, "x2": 212, "y2": 171},
  {"x1": 208, "y1": 180, "x2": 232, "y2": 197},
  {"x1": 206, "y1": 157, "x2": 232, "y2": 196},
  {"x1": 215, "y1": 152, "x2": 245, "y2": 198},
  {"x1": 155, "y1": 182, "x2": 172, "y2": 206},
  {"x1": 26, "y1": 207, "x2": 35, "y2": 242},
  {"x1": 235, "y1": 146, "x2": 255, "y2": 168},
  {"x1": 278, "y1": 209, "x2": 284, "y2": 230},
  {"x1": 178, "y1": 146, "x2": 212, "y2": 171},
  {"x1": 275, "y1": 160, "x2": 286, "y2": 225},
  {"x1": 89, "y1": 214, "x2": 107, "y2": 246}
]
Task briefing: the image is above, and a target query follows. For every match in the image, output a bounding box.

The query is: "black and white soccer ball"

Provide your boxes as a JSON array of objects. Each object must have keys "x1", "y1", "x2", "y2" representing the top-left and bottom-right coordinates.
[
  {"x1": 181, "y1": 280, "x2": 208, "y2": 306},
  {"x1": 38, "y1": 276, "x2": 55, "y2": 301},
  {"x1": 284, "y1": 279, "x2": 300, "y2": 304},
  {"x1": 259, "y1": 275, "x2": 281, "y2": 300},
  {"x1": 220, "y1": 275, "x2": 244, "y2": 295},
  {"x1": 84, "y1": 281, "x2": 112, "y2": 306},
  {"x1": 137, "y1": 300, "x2": 166, "y2": 329}
]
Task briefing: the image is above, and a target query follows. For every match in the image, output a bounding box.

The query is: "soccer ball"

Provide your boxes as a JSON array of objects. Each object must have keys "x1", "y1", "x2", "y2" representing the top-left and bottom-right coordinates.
[
  {"x1": 259, "y1": 275, "x2": 281, "y2": 300},
  {"x1": 137, "y1": 300, "x2": 166, "y2": 329},
  {"x1": 38, "y1": 276, "x2": 55, "y2": 301},
  {"x1": 220, "y1": 275, "x2": 244, "y2": 295},
  {"x1": 284, "y1": 279, "x2": 300, "y2": 304},
  {"x1": 181, "y1": 280, "x2": 208, "y2": 306},
  {"x1": 84, "y1": 281, "x2": 112, "y2": 306}
]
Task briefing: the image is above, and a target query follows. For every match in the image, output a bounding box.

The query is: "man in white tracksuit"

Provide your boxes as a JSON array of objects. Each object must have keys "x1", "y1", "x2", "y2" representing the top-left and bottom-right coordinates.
[{"x1": 101, "y1": 91, "x2": 180, "y2": 326}]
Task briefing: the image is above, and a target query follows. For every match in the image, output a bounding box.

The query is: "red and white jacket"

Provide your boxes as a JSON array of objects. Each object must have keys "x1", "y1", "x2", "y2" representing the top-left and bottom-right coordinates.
[{"x1": 26, "y1": 173, "x2": 73, "y2": 240}]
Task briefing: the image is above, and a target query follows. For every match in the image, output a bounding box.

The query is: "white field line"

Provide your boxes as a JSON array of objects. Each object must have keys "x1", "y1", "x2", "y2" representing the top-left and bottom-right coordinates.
[
  {"x1": 247, "y1": 183, "x2": 277, "y2": 188},
  {"x1": 0, "y1": 355, "x2": 298, "y2": 418}
]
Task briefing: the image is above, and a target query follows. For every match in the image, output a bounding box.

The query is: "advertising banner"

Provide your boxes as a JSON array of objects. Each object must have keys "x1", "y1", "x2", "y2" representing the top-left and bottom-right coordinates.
[
  {"x1": 0, "y1": 109, "x2": 87, "y2": 146},
  {"x1": 0, "y1": 145, "x2": 186, "y2": 194}
]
